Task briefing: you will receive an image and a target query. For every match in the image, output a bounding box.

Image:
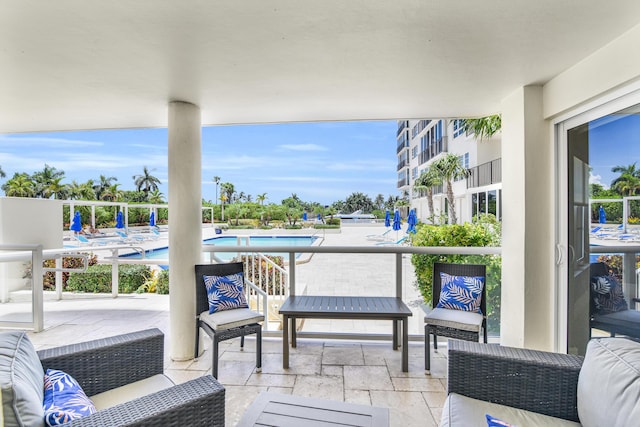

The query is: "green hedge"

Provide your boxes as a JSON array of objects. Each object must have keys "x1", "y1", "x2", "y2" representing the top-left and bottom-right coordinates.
[
  {"x1": 66, "y1": 264, "x2": 151, "y2": 293},
  {"x1": 156, "y1": 269, "x2": 169, "y2": 294},
  {"x1": 411, "y1": 216, "x2": 502, "y2": 335}
]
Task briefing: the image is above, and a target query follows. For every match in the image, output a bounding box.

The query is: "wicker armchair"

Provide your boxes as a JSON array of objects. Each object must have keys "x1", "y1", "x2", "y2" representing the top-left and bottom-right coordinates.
[
  {"x1": 447, "y1": 340, "x2": 583, "y2": 422},
  {"x1": 37, "y1": 328, "x2": 225, "y2": 427}
]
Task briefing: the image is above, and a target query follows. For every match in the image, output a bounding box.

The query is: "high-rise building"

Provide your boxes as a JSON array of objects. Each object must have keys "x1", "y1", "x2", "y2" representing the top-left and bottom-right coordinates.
[{"x1": 396, "y1": 119, "x2": 502, "y2": 224}]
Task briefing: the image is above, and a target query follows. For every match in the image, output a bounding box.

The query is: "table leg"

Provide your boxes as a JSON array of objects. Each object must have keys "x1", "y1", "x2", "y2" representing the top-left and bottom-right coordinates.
[
  {"x1": 392, "y1": 319, "x2": 398, "y2": 350},
  {"x1": 291, "y1": 317, "x2": 297, "y2": 348},
  {"x1": 283, "y1": 314, "x2": 289, "y2": 369},
  {"x1": 402, "y1": 317, "x2": 408, "y2": 372}
]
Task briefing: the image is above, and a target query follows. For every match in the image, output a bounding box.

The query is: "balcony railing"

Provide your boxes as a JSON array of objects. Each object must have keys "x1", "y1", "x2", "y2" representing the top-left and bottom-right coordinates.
[
  {"x1": 397, "y1": 177, "x2": 409, "y2": 188},
  {"x1": 396, "y1": 159, "x2": 407, "y2": 170},
  {"x1": 467, "y1": 158, "x2": 502, "y2": 188}
]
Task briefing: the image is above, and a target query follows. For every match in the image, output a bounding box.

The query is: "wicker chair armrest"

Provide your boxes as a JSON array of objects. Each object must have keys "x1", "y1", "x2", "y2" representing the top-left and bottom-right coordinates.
[
  {"x1": 38, "y1": 328, "x2": 164, "y2": 396},
  {"x1": 447, "y1": 340, "x2": 584, "y2": 422},
  {"x1": 66, "y1": 375, "x2": 225, "y2": 427}
]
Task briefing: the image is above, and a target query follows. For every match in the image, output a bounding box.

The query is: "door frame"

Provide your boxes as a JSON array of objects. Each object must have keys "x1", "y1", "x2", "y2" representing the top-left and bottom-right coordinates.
[{"x1": 553, "y1": 86, "x2": 640, "y2": 353}]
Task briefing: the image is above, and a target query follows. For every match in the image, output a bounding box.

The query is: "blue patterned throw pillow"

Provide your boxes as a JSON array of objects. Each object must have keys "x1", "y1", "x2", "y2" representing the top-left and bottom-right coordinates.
[
  {"x1": 436, "y1": 272, "x2": 484, "y2": 313},
  {"x1": 486, "y1": 414, "x2": 515, "y2": 426},
  {"x1": 43, "y1": 369, "x2": 96, "y2": 426},
  {"x1": 203, "y1": 272, "x2": 249, "y2": 313},
  {"x1": 590, "y1": 275, "x2": 628, "y2": 314}
]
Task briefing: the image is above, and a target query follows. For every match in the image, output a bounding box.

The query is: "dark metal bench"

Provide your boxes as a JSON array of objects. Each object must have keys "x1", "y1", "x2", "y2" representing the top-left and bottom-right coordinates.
[{"x1": 279, "y1": 295, "x2": 413, "y2": 371}]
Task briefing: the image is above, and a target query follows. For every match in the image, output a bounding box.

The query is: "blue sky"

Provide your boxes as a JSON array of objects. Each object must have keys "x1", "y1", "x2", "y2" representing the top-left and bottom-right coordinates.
[
  {"x1": 0, "y1": 121, "x2": 398, "y2": 205},
  {"x1": 589, "y1": 114, "x2": 640, "y2": 189}
]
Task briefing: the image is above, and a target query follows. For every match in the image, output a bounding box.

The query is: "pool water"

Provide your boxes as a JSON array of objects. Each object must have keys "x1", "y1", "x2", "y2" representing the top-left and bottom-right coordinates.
[{"x1": 122, "y1": 235, "x2": 318, "y2": 263}]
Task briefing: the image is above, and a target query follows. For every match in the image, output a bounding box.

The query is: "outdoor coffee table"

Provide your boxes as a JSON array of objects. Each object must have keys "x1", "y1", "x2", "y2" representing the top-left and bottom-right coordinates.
[
  {"x1": 237, "y1": 391, "x2": 389, "y2": 426},
  {"x1": 279, "y1": 295, "x2": 413, "y2": 372}
]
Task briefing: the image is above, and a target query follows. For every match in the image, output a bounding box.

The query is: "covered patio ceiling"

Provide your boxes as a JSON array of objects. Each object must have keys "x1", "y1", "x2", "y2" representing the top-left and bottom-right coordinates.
[{"x1": 2, "y1": 1, "x2": 640, "y2": 133}]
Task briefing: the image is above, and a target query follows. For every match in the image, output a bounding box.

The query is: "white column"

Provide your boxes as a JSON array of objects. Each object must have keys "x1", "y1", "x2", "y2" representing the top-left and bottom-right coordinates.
[
  {"x1": 500, "y1": 86, "x2": 554, "y2": 351},
  {"x1": 168, "y1": 101, "x2": 202, "y2": 361}
]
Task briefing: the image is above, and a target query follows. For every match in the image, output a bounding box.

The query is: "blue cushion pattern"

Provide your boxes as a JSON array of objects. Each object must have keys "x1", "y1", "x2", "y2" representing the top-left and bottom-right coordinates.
[
  {"x1": 203, "y1": 273, "x2": 249, "y2": 313},
  {"x1": 591, "y1": 275, "x2": 628, "y2": 314},
  {"x1": 486, "y1": 414, "x2": 514, "y2": 426},
  {"x1": 43, "y1": 369, "x2": 96, "y2": 426},
  {"x1": 436, "y1": 272, "x2": 484, "y2": 314}
]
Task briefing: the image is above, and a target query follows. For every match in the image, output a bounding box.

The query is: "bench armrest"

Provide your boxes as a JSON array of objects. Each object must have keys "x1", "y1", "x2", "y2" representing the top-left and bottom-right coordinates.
[
  {"x1": 67, "y1": 375, "x2": 225, "y2": 427},
  {"x1": 447, "y1": 340, "x2": 583, "y2": 422},
  {"x1": 38, "y1": 328, "x2": 164, "y2": 396}
]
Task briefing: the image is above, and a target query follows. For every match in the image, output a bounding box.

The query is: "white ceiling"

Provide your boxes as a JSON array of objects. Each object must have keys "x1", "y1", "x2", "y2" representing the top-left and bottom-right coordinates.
[{"x1": 2, "y1": 1, "x2": 640, "y2": 133}]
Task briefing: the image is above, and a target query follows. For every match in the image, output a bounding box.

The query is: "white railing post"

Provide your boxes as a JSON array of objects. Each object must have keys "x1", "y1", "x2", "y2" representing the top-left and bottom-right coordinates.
[
  {"x1": 623, "y1": 252, "x2": 636, "y2": 301},
  {"x1": 32, "y1": 245, "x2": 44, "y2": 332},
  {"x1": 55, "y1": 257, "x2": 63, "y2": 300},
  {"x1": 289, "y1": 252, "x2": 296, "y2": 296},
  {"x1": 395, "y1": 253, "x2": 403, "y2": 299},
  {"x1": 111, "y1": 248, "x2": 119, "y2": 298}
]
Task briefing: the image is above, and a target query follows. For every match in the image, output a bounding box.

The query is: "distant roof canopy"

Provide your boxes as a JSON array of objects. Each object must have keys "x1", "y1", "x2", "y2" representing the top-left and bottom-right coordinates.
[{"x1": 3, "y1": 1, "x2": 640, "y2": 133}]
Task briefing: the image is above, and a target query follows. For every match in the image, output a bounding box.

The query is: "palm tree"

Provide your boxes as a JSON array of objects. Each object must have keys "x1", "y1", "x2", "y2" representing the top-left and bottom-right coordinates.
[
  {"x1": 94, "y1": 175, "x2": 117, "y2": 200},
  {"x1": 414, "y1": 167, "x2": 440, "y2": 221},
  {"x1": 147, "y1": 189, "x2": 165, "y2": 204},
  {"x1": 101, "y1": 183, "x2": 123, "y2": 202},
  {"x1": 220, "y1": 182, "x2": 235, "y2": 204},
  {"x1": 46, "y1": 177, "x2": 69, "y2": 199},
  {"x1": 32, "y1": 164, "x2": 65, "y2": 198},
  {"x1": 0, "y1": 165, "x2": 6, "y2": 179},
  {"x1": 256, "y1": 193, "x2": 267, "y2": 205},
  {"x1": 459, "y1": 115, "x2": 502, "y2": 141},
  {"x1": 431, "y1": 153, "x2": 469, "y2": 224},
  {"x1": 611, "y1": 163, "x2": 640, "y2": 196},
  {"x1": 213, "y1": 176, "x2": 221, "y2": 207},
  {"x1": 2, "y1": 173, "x2": 36, "y2": 197},
  {"x1": 374, "y1": 194, "x2": 385, "y2": 210},
  {"x1": 133, "y1": 166, "x2": 161, "y2": 196}
]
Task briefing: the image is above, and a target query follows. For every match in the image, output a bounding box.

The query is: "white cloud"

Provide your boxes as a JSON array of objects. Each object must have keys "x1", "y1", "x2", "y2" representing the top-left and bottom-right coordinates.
[
  {"x1": 278, "y1": 144, "x2": 328, "y2": 152},
  {"x1": 0, "y1": 135, "x2": 103, "y2": 147},
  {"x1": 589, "y1": 171, "x2": 608, "y2": 188}
]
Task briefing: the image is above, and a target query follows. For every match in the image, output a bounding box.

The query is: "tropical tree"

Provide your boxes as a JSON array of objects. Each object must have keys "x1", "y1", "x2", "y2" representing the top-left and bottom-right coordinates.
[
  {"x1": 256, "y1": 193, "x2": 267, "y2": 205},
  {"x1": 344, "y1": 192, "x2": 375, "y2": 214},
  {"x1": 101, "y1": 183, "x2": 123, "y2": 202},
  {"x1": 460, "y1": 114, "x2": 502, "y2": 141},
  {"x1": 431, "y1": 153, "x2": 469, "y2": 224},
  {"x1": 93, "y1": 175, "x2": 117, "y2": 200},
  {"x1": 32, "y1": 164, "x2": 65, "y2": 198},
  {"x1": 133, "y1": 166, "x2": 161, "y2": 196},
  {"x1": 147, "y1": 189, "x2": 165, "y2": 204},
  {"x1": 414, "y1": 167, "x2": 440, "y2": 221},
  {"x1": 0, "y1": 165, "x2": 6, "y2": 179},
  {"x1": 374, "y1": 194, "x2": 385, "y2": 210},
  {"x1": 2, "y1": 173, "x2": 36, "y2": 197},
  {"x1": 611, "y1": 163, "x2": 640, "y2": 196},
  {"x1": 220, "y1": 182, "x2": 235, "y2": 204},
  {"x1": 45, "y1": 177, "x2": 69, "y2": 200}
]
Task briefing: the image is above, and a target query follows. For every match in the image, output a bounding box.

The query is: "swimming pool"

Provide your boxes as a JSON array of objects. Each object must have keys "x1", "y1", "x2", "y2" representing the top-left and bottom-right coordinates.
[{"x1": 122, "y1": 235, "x2": 319, "y2": 263}]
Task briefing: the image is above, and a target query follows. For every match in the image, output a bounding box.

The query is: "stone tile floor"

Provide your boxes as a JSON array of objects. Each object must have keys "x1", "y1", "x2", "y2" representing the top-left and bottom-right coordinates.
[{"x1": 23, "y1": 294, "x2": 448, "y2": 426}]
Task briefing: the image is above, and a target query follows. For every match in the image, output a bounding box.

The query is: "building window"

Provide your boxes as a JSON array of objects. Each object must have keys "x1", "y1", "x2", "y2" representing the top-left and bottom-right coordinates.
[
  {"x1": 412, "y1": 146, "x2": 418, "y2": 158},
  {"x1": 453, "y1": 119, "x2": 465, "y2": 138},
  {"x1": 412, "y1": 167, "x2": 419, "y2": 179}
]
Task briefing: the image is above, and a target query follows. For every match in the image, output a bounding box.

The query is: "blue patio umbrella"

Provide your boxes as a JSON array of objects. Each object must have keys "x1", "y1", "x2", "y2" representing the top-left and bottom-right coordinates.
[
  {"x1": 317, "y1": 213, "x2": 322, "y2": 221},
  {"x1": 599, "y1": 206, "x2": 606, "y2": 224},
  {"x1": 384, "y1": 210, "x2": 391, "y2": 227},
  {"x1": 392, "y1": 209, "x2": 402, "y2": 231},
  {"x1": 407, "y1": 209, "x2": 417, "y2": 234},
  {"x1": 149, "y1": 211, "x2": 156, "y2": 227},
  {"x1": 303, "y1": 212, "x2": 308, "y2": 221},
  {"x1": 116, "y1": 211, "x2": 125, "y2": 229},
  {"x1": 70, "y1": 211, "x2": 82, "y2": 233}
]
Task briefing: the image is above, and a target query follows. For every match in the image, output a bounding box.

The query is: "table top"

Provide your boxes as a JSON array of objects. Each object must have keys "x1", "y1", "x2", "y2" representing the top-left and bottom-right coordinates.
[
  {"x1": 279, "y1": 295, "x2": 412, "y2": 318},
  {"x1": 237, "y1": 392, "x2": 389, "y2": 426}
]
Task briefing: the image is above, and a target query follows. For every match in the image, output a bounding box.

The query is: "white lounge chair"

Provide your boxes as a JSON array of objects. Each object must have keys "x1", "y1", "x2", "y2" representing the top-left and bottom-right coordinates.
[
  {"x1": 375, "y1": 236, "x2": 408, "y2": 246},
  {"x1": 366, "y1": 229, "x2": 393, "y2": 241}
]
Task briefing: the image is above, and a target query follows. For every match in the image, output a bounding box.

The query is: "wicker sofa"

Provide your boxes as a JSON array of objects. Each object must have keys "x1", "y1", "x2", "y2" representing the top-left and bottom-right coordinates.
[
  {"x1": 442, "y1": 338, "x2": 640, "y2": 426},
  {"x1": 1, "y1": 328, "x2": 225, "y2": 427}
]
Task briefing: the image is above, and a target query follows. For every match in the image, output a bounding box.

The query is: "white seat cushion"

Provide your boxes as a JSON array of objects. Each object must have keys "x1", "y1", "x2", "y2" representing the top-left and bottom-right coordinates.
[
  {"x1": 90, "y1": 374, "x2": 175, "y2": 410},
  {"x1": 424, "y1": 307, "x2": 483, "y2": 333},
  {"x1": 441, "y1": 393, "x2": 581, "y2": 427},
  {"x1": 199, "y1": 308, "x2": 263, "y2": 331}
]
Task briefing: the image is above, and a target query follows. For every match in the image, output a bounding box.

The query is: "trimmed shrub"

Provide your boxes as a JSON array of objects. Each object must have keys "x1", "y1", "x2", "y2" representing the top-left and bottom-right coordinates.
[
  {"x1": 411, "y1": 215, "x2": 501, "y2": 334},
  {"x1": 156, "y1": 269, "x2": 169, "y2": 294},
  {"x1": 66, "y1": 264, "x2": 151, "y2": 293},
  {"x1": 42, "y1": 254, "x2": 99, "y2": 290}
]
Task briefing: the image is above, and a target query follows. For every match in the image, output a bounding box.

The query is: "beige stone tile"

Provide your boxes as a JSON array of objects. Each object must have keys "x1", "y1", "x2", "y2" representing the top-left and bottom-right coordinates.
[
  {"x1": 267, "y1": 386, "x2": 293, "y2": 395},
  {"x1": 391, "y1": 377, "x2": 445, "y2": 392},
  {"x1": 430, "y1": 407, "x2": 443, "y2": 424},
  {"x1": 322, "y1": 345, "x2": 365, "y2": 365},
  {"x1": 224, "y1": 385, "x2": 266, "y2": 426},
  {"x1": 370, "y1": 390, "x2": 437, "y2": 427},
  {"x1": 344, "y1": 366, "x2": 393, "y2": 391},
  {"x1": 345, "y1": 389, "x2": 372, "y2": 406},
  {"x1": 422, "y1": 391, "x2": 447, "y2": 408},
  {"x1": 246, "y1": 373, "x2": 296, "y2": 388},
  {"x1": 260, "y1": 353, "x2": 322, "y2": 376},
  {"x1": 164, "y1": 369, "x2": 205, "y2": 384},
  {"x1": 293, "y1": 375, "x2": 344, "y2": 400},
  {"x1": 216, "y1": 360, "x2": 256, "y2": 385},
  {"x1": 322, "y1": 365, "x2": 343, "y2": 376}
]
